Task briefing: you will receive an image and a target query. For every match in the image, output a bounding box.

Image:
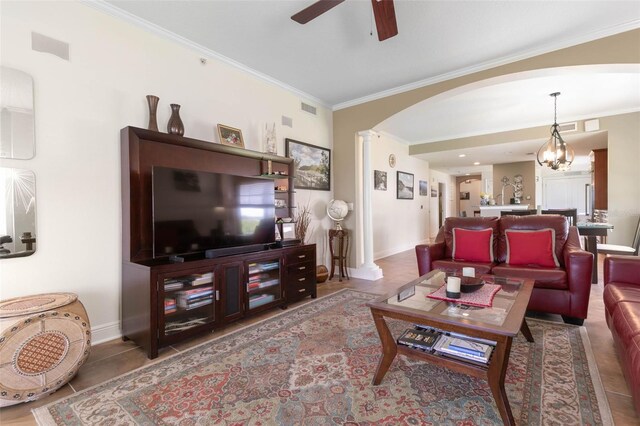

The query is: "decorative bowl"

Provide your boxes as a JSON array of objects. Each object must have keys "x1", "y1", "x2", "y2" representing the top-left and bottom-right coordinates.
[{"x1": 460, "y1": 276, "x2": 484, "y2": 293}]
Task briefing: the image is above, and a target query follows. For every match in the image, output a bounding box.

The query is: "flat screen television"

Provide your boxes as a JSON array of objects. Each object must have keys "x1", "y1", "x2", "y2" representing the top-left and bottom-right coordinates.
[{"x1": 152, "y1": 166, "x2": 275, "y2": 259}]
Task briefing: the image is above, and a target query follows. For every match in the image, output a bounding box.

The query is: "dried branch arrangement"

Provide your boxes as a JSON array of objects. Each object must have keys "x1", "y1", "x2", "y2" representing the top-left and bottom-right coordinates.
[{"x1": 294, "y1": 202, "x2": 313, "y2": 244}]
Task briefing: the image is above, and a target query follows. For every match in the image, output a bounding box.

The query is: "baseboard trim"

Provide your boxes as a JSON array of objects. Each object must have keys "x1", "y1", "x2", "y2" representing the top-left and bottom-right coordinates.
[
  {"x1": 349, "y1": 264, "x2": 384, "y2": 281},
  {"x1": 374, "y1": 239, "x2": 429, "y2": 260},
  {"x1": 91, "y1": 321, "x2": 121, "y2": 345}
]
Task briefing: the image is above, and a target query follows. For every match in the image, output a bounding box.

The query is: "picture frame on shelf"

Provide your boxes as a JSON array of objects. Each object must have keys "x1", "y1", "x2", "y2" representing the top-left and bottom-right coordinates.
[
  {"x1": 397, "y1": 171, "x2": 414, "y2": 200},
  {"x1": 419, "y1": 180, "x2": 429, "y2": 196},
  {"x1": 217, "y1": 124, "x2": 244, "y2": 148},
  {"x1": 285, "y1": 138, "x2": 330, "y2": 191},
  {"x1": 374, "y1": 170, "x2": 387, "y2": 191}
]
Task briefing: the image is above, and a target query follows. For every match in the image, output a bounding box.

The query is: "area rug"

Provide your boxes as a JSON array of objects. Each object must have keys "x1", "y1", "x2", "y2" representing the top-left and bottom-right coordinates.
[{"x1": 34, "y1": 289, "x2": 612, "y2": 425}]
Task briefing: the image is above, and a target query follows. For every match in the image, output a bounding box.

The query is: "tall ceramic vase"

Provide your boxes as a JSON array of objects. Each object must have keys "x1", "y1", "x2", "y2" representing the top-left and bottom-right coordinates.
[
  {"x1": 146, "y1": 95, "x2": 159, "y2": 132},
  {"x1": 167, "y1": 103, "x2": 184, "y2": 136}
]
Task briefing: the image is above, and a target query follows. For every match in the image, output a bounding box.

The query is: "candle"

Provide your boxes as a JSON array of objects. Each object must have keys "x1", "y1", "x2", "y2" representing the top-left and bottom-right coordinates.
[
  {"x1": 462, "y1": 267, "x2": 475, "y2": 277},
  {"x1": 446, "y1": 276, "x2": 461, "y2": 299}
]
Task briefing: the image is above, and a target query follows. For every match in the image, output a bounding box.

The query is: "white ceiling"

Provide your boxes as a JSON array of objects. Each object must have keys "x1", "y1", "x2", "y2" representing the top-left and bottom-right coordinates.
[{"x1": 98, "y1": 1, "x2": 640, "y2": 173}]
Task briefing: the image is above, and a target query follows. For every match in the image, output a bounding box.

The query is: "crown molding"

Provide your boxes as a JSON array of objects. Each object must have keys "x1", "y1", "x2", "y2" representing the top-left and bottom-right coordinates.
[
  {"x1": 333, "y1": 20, "x2": 640, "y2": 111},
  {"x1": 85, "y1": 0, "x2": 329, "y2": 109}
]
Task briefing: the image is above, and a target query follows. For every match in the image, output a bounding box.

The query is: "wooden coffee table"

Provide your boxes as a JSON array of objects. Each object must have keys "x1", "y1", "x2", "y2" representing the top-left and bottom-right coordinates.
[{"x1": 367, "y1": 270, "x2": 534, "y2": 426}]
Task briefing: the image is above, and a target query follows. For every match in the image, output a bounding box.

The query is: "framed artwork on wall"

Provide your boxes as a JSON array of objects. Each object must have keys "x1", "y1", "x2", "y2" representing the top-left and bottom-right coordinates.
[
  {"x1": 419, "y1": 180, "x2": 429, "y2": 196},
  {"x1": 460, "y1": 191, "x2": 470, "y2": 200},
  {"x1": 285, "y1": 138, "x2": 330, "y2": 191},
  {"x1": 374, "y1": 170, "x2": 387, "y2": 191},
  {"x1": 217, "y1": 124, "x2": 244, "y2": 148},
  {"x1": 431, "y1": 186, "x2": 438, "y2": 197},
  {"x1": 397, "y1": 171, "x2": 414, "y2": 199}
]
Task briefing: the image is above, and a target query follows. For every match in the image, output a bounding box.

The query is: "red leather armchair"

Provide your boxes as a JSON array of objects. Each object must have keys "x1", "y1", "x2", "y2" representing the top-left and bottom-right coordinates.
[
  {"x1": 603, "y1": 255, "x2": 640, "y2": 416},
  {"x1": 416, "y1": 215, "x2": 593, "y2": 325}
]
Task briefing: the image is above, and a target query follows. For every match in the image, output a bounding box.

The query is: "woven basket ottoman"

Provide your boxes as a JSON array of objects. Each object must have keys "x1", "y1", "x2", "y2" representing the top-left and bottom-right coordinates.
[{"x1": 0, "y1": 293, "x2": 91, "y2": 407}]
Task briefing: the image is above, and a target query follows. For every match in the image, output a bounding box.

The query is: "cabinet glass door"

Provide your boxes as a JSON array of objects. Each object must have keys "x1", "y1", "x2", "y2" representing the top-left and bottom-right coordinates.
[
  {"x1": 160, "y1": 269, "x2": 215, "y2": 338},
  {"x1": 247, "y1": 258, "x2": 282, "y2": 311}
]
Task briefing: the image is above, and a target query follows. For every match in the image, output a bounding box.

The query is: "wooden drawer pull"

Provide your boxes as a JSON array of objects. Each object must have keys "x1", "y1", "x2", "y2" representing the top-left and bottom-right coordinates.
[{"x1": 298, "y1": 277, "x2": 306, "y2": 282}]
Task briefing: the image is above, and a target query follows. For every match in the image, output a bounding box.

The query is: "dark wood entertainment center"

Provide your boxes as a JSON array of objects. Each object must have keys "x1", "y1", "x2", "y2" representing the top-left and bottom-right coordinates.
[{"x1": 121, "y1": 127, "x2": 316, "y2": 359}]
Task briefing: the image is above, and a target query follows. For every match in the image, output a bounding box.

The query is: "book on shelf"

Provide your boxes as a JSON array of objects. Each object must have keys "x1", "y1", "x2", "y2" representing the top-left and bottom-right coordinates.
[
  {"x1": 164, "y1": 282, "x2": 184, "y2": 291},
  {"x1": 177, "y1": 295, "x2": 213, "y2": 305},
  {"x1": 183, "y1": 297, "x2": 213, "y2": 310},
  {"x1": 397, "y1": 327, "x2": 441, "y2": 351},
  {"x1": 248, "y1": 293, "x2": 275, "y2": 309},
  {"x1": 164, "y1": 298, "x2": 177, "y2": 314},
  {"x1": 176, "y1": 287, "x2": 213, "y2": 297},
  {"x1": 248, "y1": 273, "x2": 270, "y2": 283},
  {"x1": 248, "y1": 262, "x2": 280, "y2": 274},
  {"x1": 192, "y1": 272, "x2": 213, "y2": 286},
  {"x1": 247, "y1": 279, "x2": 280, "y2": 291}
]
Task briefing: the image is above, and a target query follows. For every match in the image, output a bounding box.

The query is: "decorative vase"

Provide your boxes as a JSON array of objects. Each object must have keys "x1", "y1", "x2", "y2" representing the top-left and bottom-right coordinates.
[
  {"x1": 146, "y1": 95, "x2": 159, "y2": 132},
  {"x1": 167, "y1": 103, "x2": 184, "y2": 136},
  {"x1": 264, "y1": 122, "x2": 277, "y2": 154}
]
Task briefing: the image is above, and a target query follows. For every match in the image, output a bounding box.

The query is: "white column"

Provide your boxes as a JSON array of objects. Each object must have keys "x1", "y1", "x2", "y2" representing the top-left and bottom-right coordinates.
[{"x1": 350, "y1": 130, "x2": 383, "y2": 280}]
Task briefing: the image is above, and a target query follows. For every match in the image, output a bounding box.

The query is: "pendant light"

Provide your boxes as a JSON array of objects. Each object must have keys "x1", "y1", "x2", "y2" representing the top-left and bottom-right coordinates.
[{"x1": 537, "y1": 92, "x2": 574, "y2": 171}]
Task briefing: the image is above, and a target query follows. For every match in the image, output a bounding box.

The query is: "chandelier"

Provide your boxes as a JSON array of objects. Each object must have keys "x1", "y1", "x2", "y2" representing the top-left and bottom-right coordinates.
[{"x1": 536, "y1": 92, "x2": 574, "y2": 171}]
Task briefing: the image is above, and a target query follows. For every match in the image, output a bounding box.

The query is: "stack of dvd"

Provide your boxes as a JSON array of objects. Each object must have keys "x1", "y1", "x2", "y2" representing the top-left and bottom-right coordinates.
[
  {"x1": 176, "y1": 287, "x2": 213, "y2": 310},
  {"x1": 397, "y1": 327, "x2": 442, "y2": 351}
]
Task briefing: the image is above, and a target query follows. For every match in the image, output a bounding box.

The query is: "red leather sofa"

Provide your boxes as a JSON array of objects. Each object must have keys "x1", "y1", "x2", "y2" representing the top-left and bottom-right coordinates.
[
  {"x1": 603, "y1": 255, "x2": 640, "y2": 415},
  {"x1": 416, "y1": 215, "x2": 593, "y2": 325}
]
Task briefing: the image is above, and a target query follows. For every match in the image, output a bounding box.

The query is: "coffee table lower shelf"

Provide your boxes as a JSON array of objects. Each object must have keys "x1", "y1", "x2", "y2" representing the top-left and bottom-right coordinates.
[{"x1": 369, "y1": 306, "x2": 534, "y2": 426}]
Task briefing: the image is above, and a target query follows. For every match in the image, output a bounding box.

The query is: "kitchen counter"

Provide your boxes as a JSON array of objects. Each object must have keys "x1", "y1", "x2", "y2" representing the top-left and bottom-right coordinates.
[{"x1": 479, "y1": 205, "x2": 530, "y2": 217}]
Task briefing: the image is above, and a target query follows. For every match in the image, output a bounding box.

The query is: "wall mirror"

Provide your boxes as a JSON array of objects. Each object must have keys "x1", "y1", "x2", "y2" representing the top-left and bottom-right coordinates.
[
  {"x1": 0, "y1": 167, "x2": 37, "y2": 258},
  {"x1": 1, "y1": 66, "x2": 35, "y2": 159}
]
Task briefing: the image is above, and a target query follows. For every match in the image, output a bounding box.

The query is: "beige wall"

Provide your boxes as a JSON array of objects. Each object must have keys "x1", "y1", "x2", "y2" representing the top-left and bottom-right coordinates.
[
  {"x1": 334, "y1": 29, "x2": 640, "y2": 265},
  {"x1": 371, "y1": 134, "x2": 430, "y2": 259},
  {"x1": 492, "y1": 161, "x2": 536, "y2": 206},
  {"x1": 599, "y1": 112, "x2": 640, "y2": 244},
  {"x1": 0, "y1": 2, "x2": 334, "y2": 343}
]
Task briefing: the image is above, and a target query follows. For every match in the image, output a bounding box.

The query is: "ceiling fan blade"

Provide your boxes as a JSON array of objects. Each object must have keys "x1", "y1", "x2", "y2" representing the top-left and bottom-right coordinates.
[
  {"x1": 291, "y1": 0, "x2": 346, "y2": 24},
  {"x1": 371, "y1": 0, "x2": 398, "y2": 41}
]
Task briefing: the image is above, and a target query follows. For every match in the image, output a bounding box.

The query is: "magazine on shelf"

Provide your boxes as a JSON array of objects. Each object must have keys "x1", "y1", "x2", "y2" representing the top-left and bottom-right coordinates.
[
  {"x1": 397, "y1": 327, "x2": 441, "y2": 351},
  {"x1": 434, "y1": 335, "x2": 494, "y2": 363}
]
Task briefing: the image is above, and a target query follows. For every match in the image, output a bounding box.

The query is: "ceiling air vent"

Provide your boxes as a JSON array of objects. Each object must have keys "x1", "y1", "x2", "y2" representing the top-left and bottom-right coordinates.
[
  {"x1": 301, "y1": 102, "x2": 317, "y2": 115},
  {"x1": 558, "y1": 122, "x2": 578, "y2": 133}
]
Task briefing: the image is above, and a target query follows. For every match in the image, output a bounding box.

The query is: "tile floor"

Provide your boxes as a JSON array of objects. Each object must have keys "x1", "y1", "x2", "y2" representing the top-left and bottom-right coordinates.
[{"x1": 1, "y1": 251, "x2": 637, "y2": 425}]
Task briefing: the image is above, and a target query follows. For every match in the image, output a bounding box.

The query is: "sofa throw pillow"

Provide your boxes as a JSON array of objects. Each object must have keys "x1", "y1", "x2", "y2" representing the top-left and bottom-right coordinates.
[
  {"x1": 505, "y1": 228, "x2": 559, "y2": 267},
  {"x1": 452, "y1": 228, "x2": 494, "y2": 263}
]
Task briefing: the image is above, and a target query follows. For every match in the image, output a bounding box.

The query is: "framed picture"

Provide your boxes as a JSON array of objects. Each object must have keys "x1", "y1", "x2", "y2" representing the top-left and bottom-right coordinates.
[
  {"x1": 397, "y1": 171, "x2": 414, "y2": 199},
  {"x1": 431, "y1": 186, "x2": 438, "y2": 197},
  {"x1": 217, "y1": 124, "x2": 244, "y2": 148},
  {"x1": 285, "y1": 138, "x2": 330, "y2": 191},
  {"x1": 460, "y1": 191, "x2": 470, "y2": 200},
  {"x1": 374, "y1": 170, "x2": 387, "y2": 191},
  {"x1": 419, "y1": 180, "x2": 429, "y2": 196}
]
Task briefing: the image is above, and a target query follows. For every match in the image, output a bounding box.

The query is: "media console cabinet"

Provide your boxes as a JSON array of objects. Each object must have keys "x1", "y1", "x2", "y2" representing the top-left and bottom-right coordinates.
[{"x1": 121, "y1": 127, "x2": 316, "y2": 359}]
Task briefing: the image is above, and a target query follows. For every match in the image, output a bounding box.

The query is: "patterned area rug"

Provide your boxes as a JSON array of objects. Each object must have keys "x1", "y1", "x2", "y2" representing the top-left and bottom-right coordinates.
[{"x1": 34, "y1": 290, "x2": 612, "y2": 425}]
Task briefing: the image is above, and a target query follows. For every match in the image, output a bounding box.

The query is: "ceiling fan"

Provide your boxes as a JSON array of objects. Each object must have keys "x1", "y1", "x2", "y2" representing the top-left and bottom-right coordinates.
[{"x1": 291, "y1": 0, "x2": 398, "y2": 41}]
